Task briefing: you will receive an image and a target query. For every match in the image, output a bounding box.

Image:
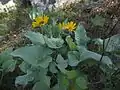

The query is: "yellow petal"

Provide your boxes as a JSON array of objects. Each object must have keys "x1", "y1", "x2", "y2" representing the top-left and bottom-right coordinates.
[
  {"x1": 43, "y1": 15, "x2": 49, "y2": 24},
  {"x1": 35, "y1": 16, "x2": 43, "y2": 22},
  {"x1": 32, "y1": 22, "x2": 39, "y2": 28}
]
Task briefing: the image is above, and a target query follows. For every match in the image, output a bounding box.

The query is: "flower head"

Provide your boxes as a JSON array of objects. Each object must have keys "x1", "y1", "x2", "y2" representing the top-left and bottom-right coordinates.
[
  {"x1": 65, "y1": 21, "x2": 76, "y2": 31},
  {"x1": 58, "y1": 21, "x2": 76, "y2": 31},
  {"x1": 32, "y1": 15, "x2": 49, "y2": 28}
]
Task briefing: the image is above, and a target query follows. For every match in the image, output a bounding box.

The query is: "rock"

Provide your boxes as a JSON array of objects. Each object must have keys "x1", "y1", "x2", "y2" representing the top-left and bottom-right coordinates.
[
  {"x1": 0, "y1": 0, "x2": 10, "y2": 5},
  {"x1": 0, "y1": 0, "x2": 16, "y2": 12}
]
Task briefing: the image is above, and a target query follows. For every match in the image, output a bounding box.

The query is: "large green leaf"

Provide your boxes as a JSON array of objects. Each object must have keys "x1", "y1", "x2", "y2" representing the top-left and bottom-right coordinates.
[
  {"x1": 49, "y1": 62, "x2": 58, "y2": 73},
  {"x1": 15, "y1": 71, "x2": 34, "y2": 86},
  {"x1": 66, "y1": 36, "x2": 77, "y2": 50},
  {"x1": 56, "y1": 54, "x2": 68, "y2": 68},
  {"x1": 38, "y1": 56, "x2": 52, "y2": 68},
  {"x1": 32, "y1": 81, "x2": 50, "y2": 90},
  {"x1": 68, "y1": 51, "x2": 80, "y2": 66},
  {"x1": 0, "y1": 48, "x2": 13, "y2": 64},
  {"x1": 0, "y1": 48, "x2": 16, "y2": 73},
  {"x1": 25, "y1": 31, "x2": 45, "y2": 45},
  {"x1": 105, "y1": 34, "x2": 120, "y2": 52},
  {"x1": 75, "y1": 25, "x2": 89, "y2": 46},
  {"x1": 19, "y1": 61, "x2": 31, "y2": 73},
  {"x1": 11, "y1": 45, "x2": 52, "y2": 66},
  {"x1": 32, "y1": 68, "x2": 50, "y2": 90},
  {"x1": 31, "y1": 67, "x2": 49, "y2": 83},
  {"x1": 44, "y1": 37, "x2": 64, "y2": 49},
  {"x1": 93, "y1": 35, "x2": 120, "y2": 52},
  {"x1": 2, "y1": 60, "x2": 17, "y2": 73},
  {"x1": 76, "y1": 76, "x2": 88, "y2": 89},
  {"x1": 52, "y1": 74, "x2": 68, "y2": 90},
  {"x1": 56, "y1": 54, "x2": 68, "y2": 73},
  {"x1": 80, "y1": 49, "x2": 112, "y2": 66}
]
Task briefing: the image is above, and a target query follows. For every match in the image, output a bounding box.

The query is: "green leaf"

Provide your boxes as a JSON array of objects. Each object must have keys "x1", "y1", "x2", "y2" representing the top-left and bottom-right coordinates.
[
  {"x1": 53, "y1": 73, "x2": 68, "y2": 90},
  {"x1": 2, "y1": 60, "x2": 17, "y2": 73},
  {"x1": 49, "y1": 62, "x2": 58, "y2": 73},
  {"x1": 80, "y1": 59, "x2": 98, "y2": 66},
  {"x1": 38, "y1": 56, "x2": 52, "y2": 68},
  {"x1": 25, "y1": 31, "x2": 45, "y2": 45},
  {"x1": 0, "y1": 48, "x2": 13, "y2": 64},
  {"x1": 15, "y1": 72, "x2": 34, "y2": 86},
  {"x1": 11, "y1": 45, "x2": 52, "y2": 66},
  {"x1": 56, "y1": 54, "x2": 68, "y2": 68},
  {"x1": 66, "y1": 36, "x2": 77, "y2": 50},
  {"x1": 32, "y1": 67, "x2": 48, "y2": 82},
  {"x1": 91, "y1": 15, "x2": 105, "y2": 27},
  {"x1": 76, "y1": 76, "x2": 88, "y2": 89},
  {"x1": 56, "y1": 55, "x2": 68, "y2": 73},
  {"x1": 68, "y1": 51, "x2": 80, "y2": 66},
  {"x1": 75, "y1": 25, "x2": 89, "y2": 46},
  {"x1": 105, "y1": 34, "x2": 120, "y2": 52},
  {"x1": 32, "y1": 81, "x2": 50, "y2": 90},
  {"x1": 19, "y1": 61, "x2": 31, "y2": 73},
  {"x1": 66, "y1": 70, "x2": 78, "y2": 79},
  {"x1": 0, "y1": 48, "x2": 16, "y2": 73},
  {"x1": 80, "y1": 49, "x2": 112, "y2": 66},
  {"x1": 32, "y1": 69, "x2": 50, "y2": 90},
  {"x1": 45, "y1": 37, "x2": 64, "y2": 49},
  {"x1": 29, "y1": 7, "x2": 40, "y2": 20}
]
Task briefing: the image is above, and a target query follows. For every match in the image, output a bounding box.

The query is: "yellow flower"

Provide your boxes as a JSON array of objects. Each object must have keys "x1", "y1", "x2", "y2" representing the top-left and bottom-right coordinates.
[
  {"x1": 65, "y1": 21, "x2": 76, "y2": 31},
  {"x1": 32, "y1": 22, "x2": 39, "y2": 28},
  {"x1": 32, "y1": 15, "x2": 49, "y2": 28},
  {"x1": 43, "y1": 16, "x2": 49, "y2": 24},
  {"x1": 35, "y1": 16, "x2": 43, "y2": 23},
  {"x1": 58, "y1": 21, "x2": 76, "y2": 31}
]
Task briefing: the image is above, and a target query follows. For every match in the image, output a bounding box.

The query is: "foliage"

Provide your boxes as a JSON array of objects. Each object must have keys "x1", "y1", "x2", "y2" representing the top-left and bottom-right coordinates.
[
  {"x1": 0, "y1": 48, "x2": 16, "y2": 85},
  {"x1": 0, "y1": 0, "x2": 120, "y2": 90},
  {"x1": 9, "y1": 11, "x2": 120, "y2": 90}
]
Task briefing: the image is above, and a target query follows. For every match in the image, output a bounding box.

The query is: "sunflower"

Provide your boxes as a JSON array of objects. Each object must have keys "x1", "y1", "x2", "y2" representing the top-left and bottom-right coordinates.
[
  {"x1": 58, "y1": 21, "x2": 76, "y2": 31},
  {"x1": 65, "y1": 21, "x2": 76, "y2": 31},
  {"x1": 32, "y1": 15, "x2": 49, "y2": 28}
]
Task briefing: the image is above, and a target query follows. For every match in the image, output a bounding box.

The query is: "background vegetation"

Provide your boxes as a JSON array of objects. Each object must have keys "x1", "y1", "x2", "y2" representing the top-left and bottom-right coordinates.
[{"x1": 0, "y1": 0, "x2": 120, "y2": 90}]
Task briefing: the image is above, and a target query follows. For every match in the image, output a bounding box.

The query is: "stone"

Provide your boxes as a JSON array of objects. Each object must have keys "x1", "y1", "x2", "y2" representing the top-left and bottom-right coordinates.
[{"x1": 0, "y1": 0, "x2": 16, "y2": 12}]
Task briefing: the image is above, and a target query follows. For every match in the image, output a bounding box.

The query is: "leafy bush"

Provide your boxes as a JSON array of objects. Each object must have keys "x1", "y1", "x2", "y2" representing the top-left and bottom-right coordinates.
[
  {"x1": 0, "y1": 1, "x2": 120, "y2": 90},
  {"x1": 0, "y1": 48, "x2": 16, "y2": 86},
  {"x1": 9, "y1": 11, "x2": 120, "y2": 90}
]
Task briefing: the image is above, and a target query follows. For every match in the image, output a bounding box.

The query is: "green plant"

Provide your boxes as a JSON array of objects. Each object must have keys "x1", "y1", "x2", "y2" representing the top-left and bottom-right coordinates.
[
  {"x1": 0, "y1": 48, "x2": 17, "y2": 86},
  {"x1": 10, "y1": 12, "x2": 119, "y2": 90}
]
